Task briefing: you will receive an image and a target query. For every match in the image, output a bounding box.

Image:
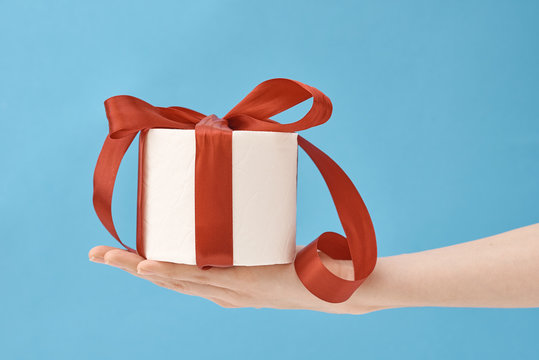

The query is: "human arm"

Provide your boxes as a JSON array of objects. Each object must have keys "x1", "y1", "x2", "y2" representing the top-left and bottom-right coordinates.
[{"x1": 89, "y1": 223, "x2": 539, "y2": 313}]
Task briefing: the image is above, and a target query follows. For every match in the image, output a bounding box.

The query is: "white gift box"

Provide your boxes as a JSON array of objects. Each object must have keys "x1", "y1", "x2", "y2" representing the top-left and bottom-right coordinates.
[{"x1": 138, "y1": 129, "x2": 298, "y2": 266}]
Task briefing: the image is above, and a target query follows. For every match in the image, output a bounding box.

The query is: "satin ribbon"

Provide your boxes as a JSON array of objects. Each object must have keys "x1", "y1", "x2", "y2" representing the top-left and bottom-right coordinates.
[{"x1": 93, "y1": 78, "x2": 377, "y2": 303}]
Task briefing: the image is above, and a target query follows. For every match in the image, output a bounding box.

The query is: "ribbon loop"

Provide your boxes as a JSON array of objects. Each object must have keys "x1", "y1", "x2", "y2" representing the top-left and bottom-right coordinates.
[
  {"x1": 225, "y1": 78, "x2": 332, "y2": 132},
  {"x1": 105, "y1": 95, "x2": 205, "y2": 138},
  {"x1": 93, "y1": 79, "x2": 377, "y2": 303}
]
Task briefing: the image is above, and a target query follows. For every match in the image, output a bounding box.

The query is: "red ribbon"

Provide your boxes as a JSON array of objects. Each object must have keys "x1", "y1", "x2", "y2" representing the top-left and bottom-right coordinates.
[{"x1": 93, "y1": 78, "x2": 377, "y2": 303}]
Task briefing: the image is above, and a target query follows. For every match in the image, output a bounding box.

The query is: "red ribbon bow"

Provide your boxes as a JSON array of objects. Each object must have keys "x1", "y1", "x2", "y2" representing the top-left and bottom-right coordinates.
[{"x1": 93, "y1": 78, "x2": 377, "y2": 303}]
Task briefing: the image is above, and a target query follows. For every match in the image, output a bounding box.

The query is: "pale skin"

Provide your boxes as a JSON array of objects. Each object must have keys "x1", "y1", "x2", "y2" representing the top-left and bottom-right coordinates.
[{"x1": 89, "y1": 223, "x2": 539, "y2": 314}]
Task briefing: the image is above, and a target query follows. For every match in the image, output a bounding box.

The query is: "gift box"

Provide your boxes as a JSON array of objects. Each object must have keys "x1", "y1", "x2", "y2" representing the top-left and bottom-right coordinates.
[
  {"x1": 93, "y1": 78, "x2": 378, "y2": 303},
  {"x1": 139, "y1": 128, "x2": 298, "y2": 265}
]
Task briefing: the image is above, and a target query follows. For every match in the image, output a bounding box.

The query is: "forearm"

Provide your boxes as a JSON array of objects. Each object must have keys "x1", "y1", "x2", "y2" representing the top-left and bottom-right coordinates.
[{"x1": 348, "y1": 223, "x2": 539, "y2": 312}]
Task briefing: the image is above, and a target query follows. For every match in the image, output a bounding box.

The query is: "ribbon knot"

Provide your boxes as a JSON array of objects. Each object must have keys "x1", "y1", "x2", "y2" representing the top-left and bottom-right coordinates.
[
  {"x1": 196, "y1": 114, "x2": 232, "y2": 131},
  {"x1": 93, "y1": 78, "x2": 377, "y2": 303}
]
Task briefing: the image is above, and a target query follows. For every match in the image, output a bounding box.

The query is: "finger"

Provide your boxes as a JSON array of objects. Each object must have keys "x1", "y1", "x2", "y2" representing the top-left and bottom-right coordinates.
[
  {"x1": 162, "y1": 279, "x2": 237, "y2": 301},
  {"x1": 88, "y1": 245, "x2": 120, "y2": 263},
  {"x1": 108, "y1": 263, "x2": 237, "y2": 304},
  {"x1": 94, "y1": 251, "x2": 179, "y2": 286},
  {"x1": 110, "y1": 264, "x2": 234, "y2": 301},
  {"x1": 103, "y1": 249, "x2": 146, "y2": 273},
  {"x1": 137, "y1": 260, "x2": 235, "y2": 286},
  {"x1": 209, "y1": 297, "x2": 239, "y2": 309},
  {"x1": 90, "y1": 246, "x2": 156, "y2": 280},
  {"x1": 94, "y1": 252, "x2": 240, "y2": 306},
  {"x1": 88, "y1": 247, "x2": 232, "y2": 301}
]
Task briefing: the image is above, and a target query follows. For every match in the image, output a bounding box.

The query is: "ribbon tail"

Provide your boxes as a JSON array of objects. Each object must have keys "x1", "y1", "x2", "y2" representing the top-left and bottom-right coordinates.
[
  {"x1": 93, "y1": 134, "x2": 138, "y2": 253},
  {"x1": 294, "y1": 136, "x2": 377, "y2": 303}
]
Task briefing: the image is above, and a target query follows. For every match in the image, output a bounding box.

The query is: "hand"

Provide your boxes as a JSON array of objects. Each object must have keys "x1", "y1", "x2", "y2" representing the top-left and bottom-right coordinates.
[{"x1": 88, "y1": 245, "x2": 381, "y2": 314}]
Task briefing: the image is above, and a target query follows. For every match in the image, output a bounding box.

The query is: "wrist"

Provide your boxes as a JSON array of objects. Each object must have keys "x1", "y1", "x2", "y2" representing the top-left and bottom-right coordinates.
[
  {"x1": 316, "y1": 254, "x2": 403, "y2": 314},
  {"x1": 344, "y1": 256, "x2": 407, "y2": 314}
]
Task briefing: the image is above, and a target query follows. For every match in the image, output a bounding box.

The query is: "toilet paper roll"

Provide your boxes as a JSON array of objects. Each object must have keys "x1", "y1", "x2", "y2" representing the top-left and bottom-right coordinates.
[{"x1": 139, "y1": 129, "x2": 298, "y2": 266}]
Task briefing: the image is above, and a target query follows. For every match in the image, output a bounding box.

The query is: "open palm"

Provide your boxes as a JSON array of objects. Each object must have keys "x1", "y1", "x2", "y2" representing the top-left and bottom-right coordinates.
[{"x1": 89, "y1": 245, "x2": 376, "y2": 314}]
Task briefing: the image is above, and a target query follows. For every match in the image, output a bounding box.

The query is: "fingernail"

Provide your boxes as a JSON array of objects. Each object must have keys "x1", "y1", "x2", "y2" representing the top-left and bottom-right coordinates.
[{"x1": 89, "y1": 256, "x2": 104, "y2": 263}]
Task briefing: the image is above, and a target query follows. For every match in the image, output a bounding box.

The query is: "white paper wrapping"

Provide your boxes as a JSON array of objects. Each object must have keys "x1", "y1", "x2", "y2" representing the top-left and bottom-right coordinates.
[{"x1": 140, "y1": 129, "x2": 298, "y2": 266}]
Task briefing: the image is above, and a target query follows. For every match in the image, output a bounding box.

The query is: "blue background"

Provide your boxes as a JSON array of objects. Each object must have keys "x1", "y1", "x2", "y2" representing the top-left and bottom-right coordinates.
[{"x1": 1, "y1": 1, "x2": 538, "y2": 359}]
